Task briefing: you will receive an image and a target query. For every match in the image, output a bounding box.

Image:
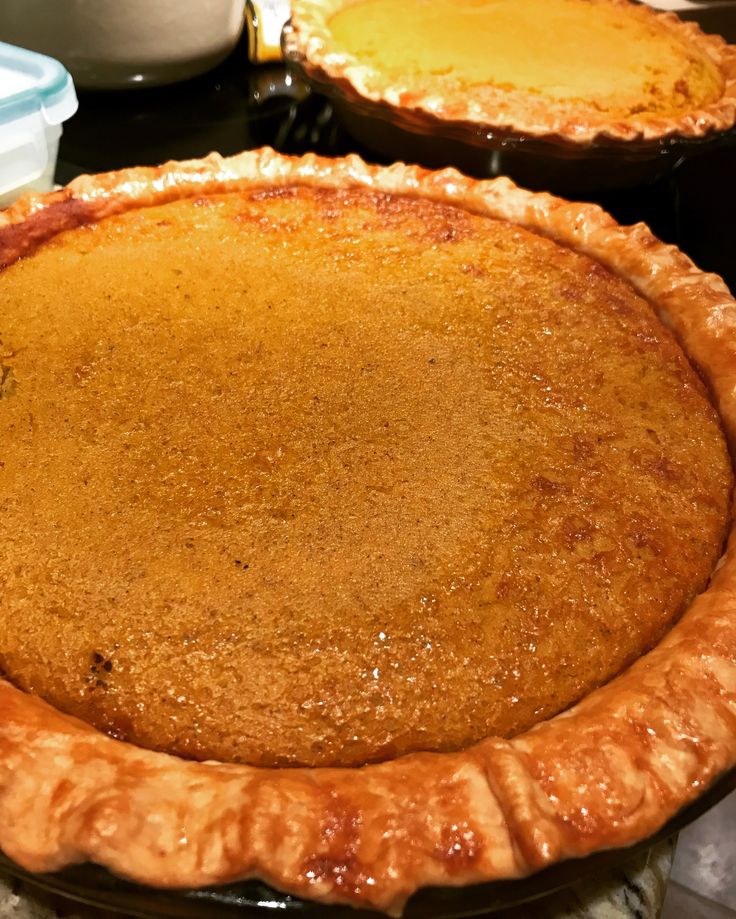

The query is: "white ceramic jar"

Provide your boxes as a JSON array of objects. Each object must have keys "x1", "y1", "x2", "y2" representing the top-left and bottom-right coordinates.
[{"x1": 0, "y1": 0, "x2": 246, "y2": 89}]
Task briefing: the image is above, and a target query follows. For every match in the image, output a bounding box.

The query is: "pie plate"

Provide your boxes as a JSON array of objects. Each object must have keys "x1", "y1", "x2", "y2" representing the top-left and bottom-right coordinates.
[
  {"x1": 281, "y1": 0, "x2": 736, "y2": 194},
  {"x1": 283, "y1": 44, "x2": 736, "y2": 195},
  {"x1": 0, "y1": 150, "x2": 735, "y2": 916}
]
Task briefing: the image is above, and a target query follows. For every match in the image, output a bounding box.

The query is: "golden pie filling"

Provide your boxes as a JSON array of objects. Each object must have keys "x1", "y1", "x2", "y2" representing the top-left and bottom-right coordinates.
[
  {"x1": 328, "y1": 0, "x2": 724, "y2": 123},
  {"x1": 0, "y1": 186, "x2": 730, "y2": 768}
]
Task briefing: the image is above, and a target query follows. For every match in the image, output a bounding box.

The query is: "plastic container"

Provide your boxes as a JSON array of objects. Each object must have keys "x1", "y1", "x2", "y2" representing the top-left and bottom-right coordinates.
[{"x1": 0, "y1": 41, "x2": 77, "y2": 207}]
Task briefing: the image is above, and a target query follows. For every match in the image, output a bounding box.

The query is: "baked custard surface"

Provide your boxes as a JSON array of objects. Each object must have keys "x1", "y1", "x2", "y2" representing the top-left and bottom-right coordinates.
[
  {"x1": 329, "y1": 0, "x2": 723, "y2": 119},
  {"x1": 0, "y1": 183, "x2": 730, "y2": 767}
]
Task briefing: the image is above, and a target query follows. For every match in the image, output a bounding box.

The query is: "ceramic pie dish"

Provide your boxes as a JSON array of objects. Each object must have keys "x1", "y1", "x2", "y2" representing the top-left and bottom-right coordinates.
[
  {"x1": 283, "y1": 0, "x2": 736, "y2": 192},
  {"x1": 0, "y1": 148, "x2": 735, "y2": 916}
]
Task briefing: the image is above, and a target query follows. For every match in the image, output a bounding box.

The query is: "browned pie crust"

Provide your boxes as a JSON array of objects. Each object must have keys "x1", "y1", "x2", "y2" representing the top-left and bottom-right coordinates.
[
  {"x1": 286, "y1": 0, "x2": 736, "y2": 147},
  {"x1": 0, "y1": 149, "x2": 735, "y2": 915}
]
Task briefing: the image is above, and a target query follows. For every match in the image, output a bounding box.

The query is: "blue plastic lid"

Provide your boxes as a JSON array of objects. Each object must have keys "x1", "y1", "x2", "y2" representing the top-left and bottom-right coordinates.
[
  {"x1": 0, "y1": 42, "x2": 77, "y2": 199},
  {"x1": 0, "y1": 40, "x2": 77, "y2": 124}
]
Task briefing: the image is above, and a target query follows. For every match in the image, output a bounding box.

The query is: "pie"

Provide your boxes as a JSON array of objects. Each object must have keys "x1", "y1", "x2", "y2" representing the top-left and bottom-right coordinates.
[
  {"x1": 286, "y1": 0, "x2": 736, "y2": 147},
  {"x1": 0, "y1": 149, "x2": 734, "y2": 915}
]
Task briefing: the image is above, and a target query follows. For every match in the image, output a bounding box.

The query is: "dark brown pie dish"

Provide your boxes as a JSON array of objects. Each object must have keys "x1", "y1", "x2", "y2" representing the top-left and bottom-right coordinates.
[{"x1": 283, "y1": 0, "x2": 736, "y2": 192}]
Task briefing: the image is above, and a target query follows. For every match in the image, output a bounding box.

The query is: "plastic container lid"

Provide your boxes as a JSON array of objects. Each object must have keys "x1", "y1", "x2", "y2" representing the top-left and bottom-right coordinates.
[{"x1": 0, "y1": 41, "x2": 78, "y2": 197}]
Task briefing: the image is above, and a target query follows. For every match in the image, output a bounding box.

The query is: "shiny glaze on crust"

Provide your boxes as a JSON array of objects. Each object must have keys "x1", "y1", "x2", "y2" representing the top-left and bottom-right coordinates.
[{"x1": 0, "y1": 150, "x2": 733, "y2": 914}]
